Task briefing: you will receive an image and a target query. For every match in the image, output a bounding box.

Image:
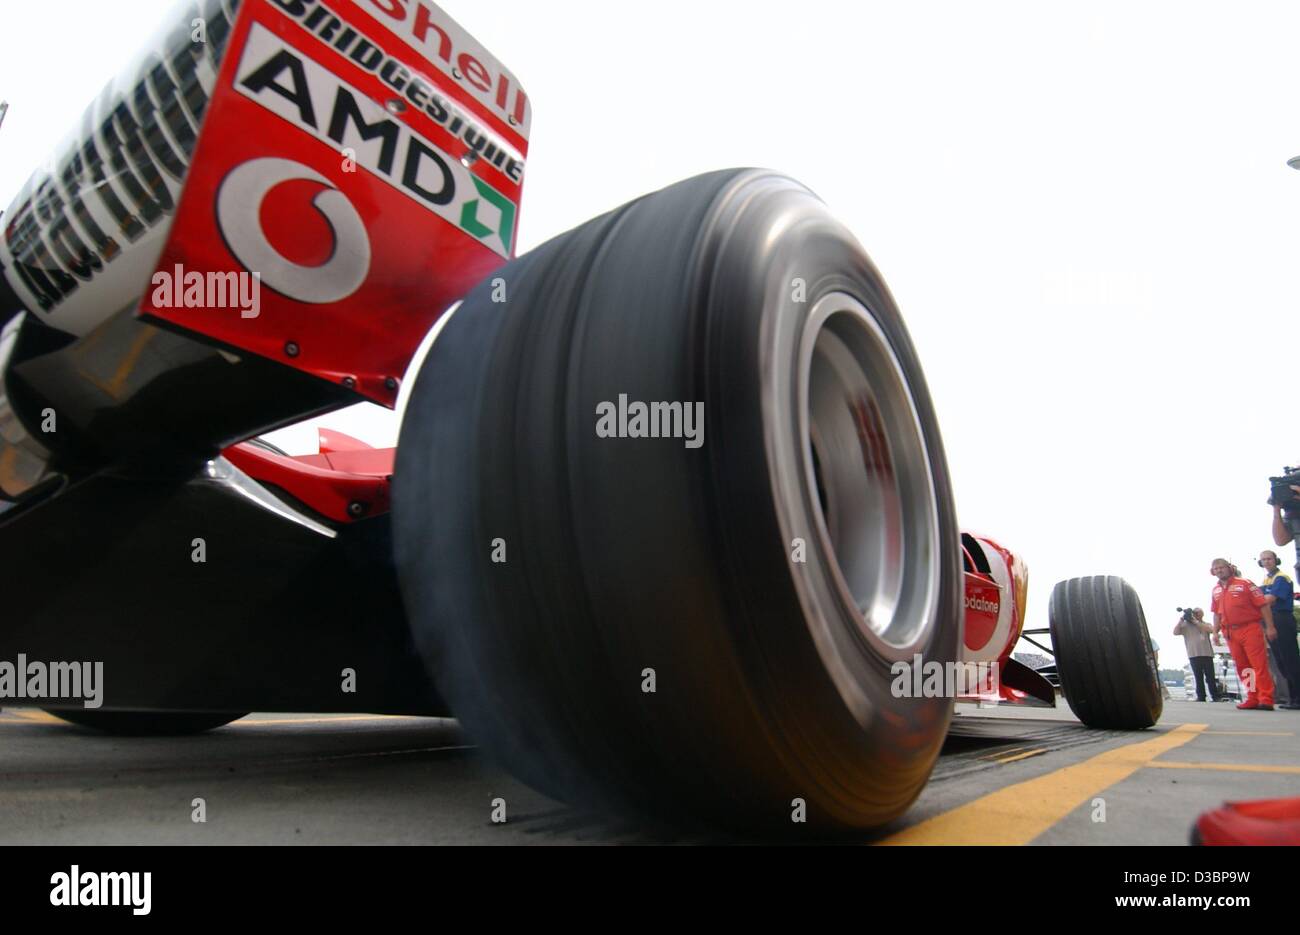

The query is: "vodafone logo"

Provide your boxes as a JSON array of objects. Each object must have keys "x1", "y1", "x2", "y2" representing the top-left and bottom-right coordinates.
[
  {"x1": 216, "y1": 157, "x2": 370, "y2": 304},
  {"x1": 964, "y1": 596, "x2": 999, "y2": 614}
]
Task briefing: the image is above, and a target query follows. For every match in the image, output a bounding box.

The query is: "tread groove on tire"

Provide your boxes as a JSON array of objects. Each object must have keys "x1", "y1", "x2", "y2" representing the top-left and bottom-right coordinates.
[
  {"x1": 394, "y1": 170, "x2": 963, "y2": 831},
  {"x1": 1049, "y1": 576, "x2": 1161, "y2": 729}
]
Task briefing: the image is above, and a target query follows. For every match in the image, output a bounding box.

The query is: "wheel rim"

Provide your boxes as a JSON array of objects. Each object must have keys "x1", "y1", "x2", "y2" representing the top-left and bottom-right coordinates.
[{"x1": 795, "y1": 292, "x2": 942, "y2": 656}]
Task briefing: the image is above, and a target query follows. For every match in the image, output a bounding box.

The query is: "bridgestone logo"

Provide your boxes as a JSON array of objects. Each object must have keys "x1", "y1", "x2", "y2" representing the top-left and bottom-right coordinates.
[
  {"x1": 270, "y1": 0, "x2": 524, "y2": 184},
  {"x1": 964, "y1": 596, "x2": 999, "y2": 614},
  {"x1": 235, "y1": 22, "x2": 516, "y2": 256}
]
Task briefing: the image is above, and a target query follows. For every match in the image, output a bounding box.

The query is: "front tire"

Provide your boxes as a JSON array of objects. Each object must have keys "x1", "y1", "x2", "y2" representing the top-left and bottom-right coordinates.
[
  {"x1": 394, "y1": 169, "x2": 961, "y2": 832},
  {"x1": 1049, "y1": 576, "x2": 1162, "y2": 729}
]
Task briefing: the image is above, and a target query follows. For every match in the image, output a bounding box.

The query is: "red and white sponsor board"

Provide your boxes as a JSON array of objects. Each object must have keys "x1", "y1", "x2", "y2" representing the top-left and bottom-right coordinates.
[{"x1": 141, "y1": 0, "x2": 528, "y2": 406}]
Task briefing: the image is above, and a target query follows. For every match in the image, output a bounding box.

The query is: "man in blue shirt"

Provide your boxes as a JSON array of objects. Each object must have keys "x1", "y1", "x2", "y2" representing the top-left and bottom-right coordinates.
[{"x1": 1259, "y1": 550, "x2": 1300, "y2": 709}]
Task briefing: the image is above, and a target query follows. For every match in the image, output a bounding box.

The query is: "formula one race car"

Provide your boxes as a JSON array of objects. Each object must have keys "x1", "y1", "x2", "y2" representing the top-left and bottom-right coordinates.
[
  {"x1": 957, "y1": 535, "x2": 1161, "y2": 730},
  {"x1": 0, "y1": 0, "x2": 1161, "y2": 832}
]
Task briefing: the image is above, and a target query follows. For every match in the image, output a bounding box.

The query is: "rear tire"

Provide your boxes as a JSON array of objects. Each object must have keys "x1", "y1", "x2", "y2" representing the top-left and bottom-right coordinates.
[
  {"x1": 1049, "y1": 576, "x2": 1162, "y2": 729},
  {"x1": 394, "y1": 169, "x2": 961, "y2": 832},
  {"x1": 45, "y1": 710, "x2": 244, "y2": 735}
]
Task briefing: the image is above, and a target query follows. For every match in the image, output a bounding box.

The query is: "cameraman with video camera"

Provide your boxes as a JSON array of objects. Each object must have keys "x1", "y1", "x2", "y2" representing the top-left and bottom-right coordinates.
[
  {"x1": 1267, "y1": 472, "x2": 1300, "y2": 708},
  {"x1": 1273, "y1": 495, "x2": 1300, "y2": 549}
]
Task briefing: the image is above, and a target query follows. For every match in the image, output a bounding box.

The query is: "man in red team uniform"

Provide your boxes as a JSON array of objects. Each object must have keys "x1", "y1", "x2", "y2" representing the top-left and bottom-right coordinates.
[{"x1": 1210, "y1": 558, "x2": 1277, "y2": 709}]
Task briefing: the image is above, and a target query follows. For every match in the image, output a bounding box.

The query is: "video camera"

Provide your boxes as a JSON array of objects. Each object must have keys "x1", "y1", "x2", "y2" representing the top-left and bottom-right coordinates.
[
  {"x1": 1176, "y1": 607, "x2": 1198, "y2": 626},
  {"x1": 1269, "y1": 466, "x2": 1300, "y2": 513}
]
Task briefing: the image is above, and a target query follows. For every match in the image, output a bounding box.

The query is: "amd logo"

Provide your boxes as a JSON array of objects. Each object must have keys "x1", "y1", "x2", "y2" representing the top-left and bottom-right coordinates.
[{"x1": 235, "y1": 24, "x2": 517, "y2": 256}]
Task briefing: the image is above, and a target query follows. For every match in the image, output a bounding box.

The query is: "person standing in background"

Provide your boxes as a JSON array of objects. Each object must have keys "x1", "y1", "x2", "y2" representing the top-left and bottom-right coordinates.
[
  {"x1": 1175, "y1": 609, "x2": 1221, "y2": 702},
  {"x1": 1259, "y1": 550, "x2": 1300, "y2": 710},
  {"x1": 1270, "y1": 483, "x2": 1300, "y2": 549},
  {"x1": 1211, "y1": 558, "x2": 1277, "y2": 710}
]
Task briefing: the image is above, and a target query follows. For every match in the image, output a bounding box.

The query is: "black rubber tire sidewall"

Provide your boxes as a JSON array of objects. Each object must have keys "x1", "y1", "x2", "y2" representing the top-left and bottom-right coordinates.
[
  {"x1": 394, "y1": 169, "x2": 961, "y2": 831},
  {"x1": 1049, "y1": 576, "x2": 1162, "y2": 729},
  {"x1": 45, "y1": 710, "x2": 245, "y2": 735}
]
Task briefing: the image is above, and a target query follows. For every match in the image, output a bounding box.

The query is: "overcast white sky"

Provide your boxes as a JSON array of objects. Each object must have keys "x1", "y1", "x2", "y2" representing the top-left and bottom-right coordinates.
[{"x1": 3, "y1": 0, "x2": 1299, "y2": 669}]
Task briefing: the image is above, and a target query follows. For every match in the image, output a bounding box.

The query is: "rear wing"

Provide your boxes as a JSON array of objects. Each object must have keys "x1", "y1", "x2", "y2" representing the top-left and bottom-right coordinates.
[{"x1": 1, "y1": 0, "x2": 529, "y2": 406}]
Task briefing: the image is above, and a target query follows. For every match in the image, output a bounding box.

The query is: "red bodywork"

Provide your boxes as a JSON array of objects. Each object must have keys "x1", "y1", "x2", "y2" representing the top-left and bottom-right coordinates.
[
  {"x1": 140, "y1": 0, "x2": 528, "y2": 406},
  {"x1": 172, "y1": 0, "x2": 525, "y2": 514},
  {"x1": 226, "y1": 433, "x2": 395, "y2": 523},
  {"x1": 960, "y1": 534, "x2": 1045, "y2": 705}
]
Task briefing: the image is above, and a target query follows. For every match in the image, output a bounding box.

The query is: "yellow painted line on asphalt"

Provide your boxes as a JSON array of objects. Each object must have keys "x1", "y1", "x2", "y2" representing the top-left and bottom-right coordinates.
[
  {"x1": 1147, "y1": 761, "x2": 1300, "y2": 775},
  {"x1": 4, "y1": 710, "x2": 63, "y2": 724},
  {"x1": 878, "y1": 723, "x2": 1208, "y2": 846},
  {"x1": 977, "y1": 746, "x2": 1027, "y2": 761},
  {"x1": 990, "y1": 747, "x2": 1047, "y2": 764},
  {"x1": 229, "y1": 715, "x2": 428, "y2": 727},
  {"x1": 0, "y1": 712, "x2": 430, "y2": 728}
]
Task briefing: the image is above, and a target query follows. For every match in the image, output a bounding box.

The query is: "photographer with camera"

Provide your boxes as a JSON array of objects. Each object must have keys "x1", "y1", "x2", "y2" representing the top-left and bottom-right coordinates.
[
  {"x1": 1174, "y1": 607, "x2": 1222, "y2": 702},
  {"x1": 1210, "y1": 558, "x2": 1277, "y2": 710},
  {"x1": 1258, "y1": 550, "x2": 1300, "y2": 709}
]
